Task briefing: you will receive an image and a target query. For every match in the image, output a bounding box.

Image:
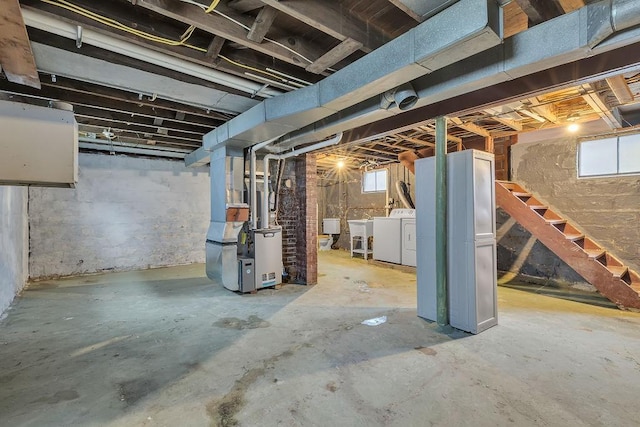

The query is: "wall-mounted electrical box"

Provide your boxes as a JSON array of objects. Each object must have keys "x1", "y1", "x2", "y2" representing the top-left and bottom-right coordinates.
[{"x1": 0, "y1": 100, "x2": 78, "y2": 188}]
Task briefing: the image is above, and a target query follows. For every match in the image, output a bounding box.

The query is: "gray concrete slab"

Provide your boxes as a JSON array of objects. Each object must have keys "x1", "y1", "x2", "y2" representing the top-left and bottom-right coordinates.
[{"x1": 1, "y1": 251, "x2": 640, "y2": 426}]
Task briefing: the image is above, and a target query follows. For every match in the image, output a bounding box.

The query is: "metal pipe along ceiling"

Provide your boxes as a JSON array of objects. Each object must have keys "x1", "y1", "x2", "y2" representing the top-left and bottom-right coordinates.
[{"x1": 21, "y1": 8, "x2": 283, "y2": 100}]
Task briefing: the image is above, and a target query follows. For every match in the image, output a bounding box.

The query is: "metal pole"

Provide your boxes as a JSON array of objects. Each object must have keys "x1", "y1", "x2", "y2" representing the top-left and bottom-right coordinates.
[{"x1": 435, "y1": 116, "x2": 448, "y2": 327}]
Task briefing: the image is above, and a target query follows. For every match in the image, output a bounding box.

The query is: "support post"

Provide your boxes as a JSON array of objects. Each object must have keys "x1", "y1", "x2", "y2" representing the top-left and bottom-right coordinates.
[
  {"x1": 435, "y1": 116, "x2": 448, "y2": 327},
  {"x1": 484, "y1": 135, "x2": 494, "y2": 153}
]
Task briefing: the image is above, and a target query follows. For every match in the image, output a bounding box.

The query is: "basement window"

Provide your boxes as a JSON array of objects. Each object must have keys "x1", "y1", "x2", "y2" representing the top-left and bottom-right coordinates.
[
  {"x1": 578, "y1": 134, "x2": 640, "y2": 177},
  {"x1": 362, "y1": 169, "x2": 387, "y2": 193}
]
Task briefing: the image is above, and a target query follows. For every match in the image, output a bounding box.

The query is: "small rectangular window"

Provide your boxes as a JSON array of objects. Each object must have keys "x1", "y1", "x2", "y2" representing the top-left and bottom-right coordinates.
[
  {"x1": 618, "y1": 134, "x2": 640, "y2": 174},
  {"x1": 579, "y1": 138, "x2": 617, "y2": 176},
  {"x1": 363, "y1": 169, "x2": 387, "y2": 192},
  {"x1": 578, "y1": 133, "x2": 640, "y2": 177}
]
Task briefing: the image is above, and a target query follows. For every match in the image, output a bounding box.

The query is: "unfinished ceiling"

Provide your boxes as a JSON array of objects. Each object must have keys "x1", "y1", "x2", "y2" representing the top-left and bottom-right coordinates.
[{"x1": 1, "y1": 0, "x2": 639, "y2": 162}]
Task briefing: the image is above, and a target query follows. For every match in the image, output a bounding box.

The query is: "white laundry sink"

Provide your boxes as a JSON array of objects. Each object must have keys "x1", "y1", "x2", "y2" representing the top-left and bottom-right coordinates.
[
  {"x1": 347, "y1": 220, "x2": 374, "y2": 259},
  {"x1": 347, "y1": 219, "x2": 373, "y2": 236}
]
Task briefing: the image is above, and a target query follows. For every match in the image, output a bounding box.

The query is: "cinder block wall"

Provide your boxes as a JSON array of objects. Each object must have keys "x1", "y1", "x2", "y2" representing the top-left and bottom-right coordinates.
[
  {"x1": 511, "y1": 136, "x2": 640, "y2": 274},
  {"x1": 0, "y1": 186, "x2": 28, "y2": 314},
  {"x1": 28, "y1": 153, "x2": 210, "y2": 279}
]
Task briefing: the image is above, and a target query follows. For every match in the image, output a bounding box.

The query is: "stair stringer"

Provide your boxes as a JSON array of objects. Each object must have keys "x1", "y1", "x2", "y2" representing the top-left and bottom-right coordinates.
[{"x1": 496, "y1": 181, "x2": 640, "y2": 310}]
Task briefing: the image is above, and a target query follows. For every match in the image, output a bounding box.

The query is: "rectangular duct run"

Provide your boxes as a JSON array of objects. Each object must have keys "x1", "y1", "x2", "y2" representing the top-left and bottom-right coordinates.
[
  {"x1": 0, "y1": 100, "x2": 78, "y2": 188},
  {"x1": 186, "y1": 0, "x2": 501, "y2": 166},
  {"x1": 206, "y1": 147, "x2": 249, "y2": 290}
]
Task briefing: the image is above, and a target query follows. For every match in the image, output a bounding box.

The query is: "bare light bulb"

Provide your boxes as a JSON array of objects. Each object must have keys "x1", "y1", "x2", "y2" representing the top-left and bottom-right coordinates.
[
  {"x1": 337, "y1": 160, "x2": 345, "y2": 169},
  {"x1": 568, "y1": 123, "x2": 580, "y2": 133}
]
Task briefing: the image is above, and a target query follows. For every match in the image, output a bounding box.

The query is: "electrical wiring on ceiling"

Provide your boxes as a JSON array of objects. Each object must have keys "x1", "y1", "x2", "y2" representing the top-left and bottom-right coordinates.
[
  {"x1": 176, "y1": 0, "x2": 318, "y2": 67},
  {"x1": 41, "y1": 0, "x2": 205, "y2": 49},
  {"x1": 38, "y1": 0, "x2": 308, "y2": 87}
]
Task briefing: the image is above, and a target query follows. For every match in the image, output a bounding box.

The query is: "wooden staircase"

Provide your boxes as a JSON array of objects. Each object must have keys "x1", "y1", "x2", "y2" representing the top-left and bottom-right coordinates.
[{"x1": 496, "y1": 180, "x2": 640, "y2": 310}]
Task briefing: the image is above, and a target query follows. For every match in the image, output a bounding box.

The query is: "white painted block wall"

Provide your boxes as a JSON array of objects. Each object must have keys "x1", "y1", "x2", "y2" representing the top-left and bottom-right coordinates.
[
  {"x1": 0, "y1": 186, "x2": 28, "y2": 315},
  {"x1": 29, "y1": 153, "x2": 210, "y2": 279}
]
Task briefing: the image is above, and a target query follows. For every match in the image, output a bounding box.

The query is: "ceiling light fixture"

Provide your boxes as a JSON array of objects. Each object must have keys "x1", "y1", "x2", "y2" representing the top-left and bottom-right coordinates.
[
  {"x1": 566, "y1": 112, "x2": 580, "y2": 132},
  {"x1": 337, "y1": 160, "x2": 345, "y2": 169},
  {"x1": 568, "y1": 123, "x2": 580, "y2": 132}
]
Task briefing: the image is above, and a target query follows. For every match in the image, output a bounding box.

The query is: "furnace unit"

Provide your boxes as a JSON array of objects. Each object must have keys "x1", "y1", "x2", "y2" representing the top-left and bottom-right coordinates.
[{"x1": 251, "y1": 228, "x2": 283, "y2": 289}]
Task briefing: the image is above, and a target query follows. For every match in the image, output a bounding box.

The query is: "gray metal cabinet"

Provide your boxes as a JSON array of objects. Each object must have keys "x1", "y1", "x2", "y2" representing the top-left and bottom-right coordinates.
[{"x1": 415, "y1": 149, "x2": 497, "y2": 334}]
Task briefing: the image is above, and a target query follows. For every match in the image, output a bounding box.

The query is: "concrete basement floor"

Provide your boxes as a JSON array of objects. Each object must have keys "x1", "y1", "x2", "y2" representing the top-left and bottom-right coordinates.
[{"x1": 2, "y1": 250, "x2": 640, "y2": 426}]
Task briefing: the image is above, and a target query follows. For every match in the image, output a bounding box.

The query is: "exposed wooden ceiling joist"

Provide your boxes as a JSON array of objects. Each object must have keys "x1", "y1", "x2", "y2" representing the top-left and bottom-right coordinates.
[
  {"x1": 354, "y1": 145, "x2": 399, "y2": 158},
  {"x1": 386, "y1": 0, "x2": 424, "y2": 23},
  {"x1": 39, "y1": 76, "x2": 230, "y2": 120},
  {"x1": 23, "y1": 6, "x2": 316, "y2": 92},
  {"x1": 0, "y1": 0, "x2": 41, "y2": 88},
  {"x1": 556, "y1": 0, "x2": 585, "y2": 13},
  {"x1": 394, "y1": 135, "x2": 435, "y2": 147},
  {"x1": 259, "y1": 0, "x2": 387, "y2": 53},
  {"x1": 581, "y1": 83, "x2": 623, "y2": 129},
  {"x1": 228, "y1": 0, "x2": 264, "y2": 13},
  {"x1": 450, "y1": 117, "x2": 490, "y2": 137},
  {"x1": 418, "y1": 124, "x2": 463, "y2": 144},
  {"x1": 247, "y1": 6, "x2": 278, "y2": 43},
  {"x1": 503, "y1": 1, "x2": 529, "y2": 38},
  {"x1": 205, "y1": 36, "x2": 225, "y2": 61},
  {"x1": 306, "y1": 38, "x2": 362, "y2": 74},
  {"x1": 515, "y1": 0, "x2": 564, "y2": 26},
  {"x1": 524, "y1": 97, "x2": 558, "y2": 123},
  {"x1": 134, "y1": 0, "x2": 324, "y2": 70},
  {"x1": 484, "y1": 113, "x2": 524, "y2": 131},
  {"x1": 606, "y1": 75, "x2": 634, "y2": 105}
]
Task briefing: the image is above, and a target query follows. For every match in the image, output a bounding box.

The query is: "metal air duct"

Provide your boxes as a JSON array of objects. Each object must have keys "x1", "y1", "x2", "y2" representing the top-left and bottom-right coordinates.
[
  {"x1": 269, "y1": 0, "x2": 640, "y2": 149},
  {"x1": 381, "y1": 83, "x2": 419, "y2": 111},
  {"x1": 206, "y1": 147, "x2": 249, "y2": 290},
  {"x1": 186, "y1": 0, "x2": 502, "y2": 166},
  {"x1": 588, "y1": 0, "x2": 640, "y2": 48}
]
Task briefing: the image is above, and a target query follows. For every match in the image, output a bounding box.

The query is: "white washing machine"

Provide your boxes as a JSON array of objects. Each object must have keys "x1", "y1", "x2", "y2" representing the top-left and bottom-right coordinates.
[
  {"x1": 401, "y1": 218, "x2": 417, "y2": 267},
  {"x1": 373, "y1": 209, "x2": 415, "y2": 264}
]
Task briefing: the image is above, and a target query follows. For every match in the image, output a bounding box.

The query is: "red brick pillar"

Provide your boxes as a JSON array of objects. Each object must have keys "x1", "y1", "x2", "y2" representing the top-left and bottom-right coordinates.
[{"x1": 296, "y1": 154, "x2": 317, "y2": 284}]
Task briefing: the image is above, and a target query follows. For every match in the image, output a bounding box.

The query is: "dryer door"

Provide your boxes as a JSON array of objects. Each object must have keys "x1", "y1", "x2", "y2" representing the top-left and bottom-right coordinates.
[{"x1": 402, "y1": 219, "x2": 417, "y2": 267}]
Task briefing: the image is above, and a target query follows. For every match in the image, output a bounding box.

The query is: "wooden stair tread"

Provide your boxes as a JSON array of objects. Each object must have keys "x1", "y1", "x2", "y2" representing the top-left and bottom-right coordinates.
[
  {"x1": 497, "y1": 179, "x2": 640, "y2": 310},
  {"x1": 564, "y1": 233, "x2": 584, "y2": 241},
  {"x1": 545, "y1": 219, "x2": 567, "y2": 225},
  {"x1": 584, "y1": 248, "x2": 605, "y2": 259},
  {"x1": 607, "y1": 266, "x2": 628, "y2": 278}
]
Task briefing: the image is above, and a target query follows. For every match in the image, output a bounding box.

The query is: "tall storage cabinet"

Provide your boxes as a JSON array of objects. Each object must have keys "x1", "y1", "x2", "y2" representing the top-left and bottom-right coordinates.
[
  {"x1": 447, "y1": 150, "x2": 497, "y2": 334},
  {"x1": 415, "y1": 149, "x2": 497, "y2": 334},
  {"x1": 415, "y1": 156, "x2": 437, "y2": 321}
]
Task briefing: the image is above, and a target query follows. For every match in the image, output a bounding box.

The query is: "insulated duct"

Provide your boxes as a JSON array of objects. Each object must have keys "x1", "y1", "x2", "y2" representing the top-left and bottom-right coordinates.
[{"x1": 186, "y1": 0, "x2": 502, "y2": 166}]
